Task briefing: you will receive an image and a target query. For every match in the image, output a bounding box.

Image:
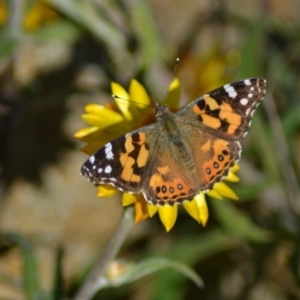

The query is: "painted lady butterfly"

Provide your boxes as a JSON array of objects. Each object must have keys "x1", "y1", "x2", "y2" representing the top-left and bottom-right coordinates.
[{"x1": 81, "y1": 78, "x2": 266, "y2": 206}]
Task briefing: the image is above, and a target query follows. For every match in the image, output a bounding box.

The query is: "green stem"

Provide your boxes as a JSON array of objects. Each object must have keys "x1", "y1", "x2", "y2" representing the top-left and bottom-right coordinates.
[
  {"x1": 7, "y1": 0, "x2": 24, "y2": 39},
  {"x1": 73, "y1": 205, "x2": 135, "y2": 300}
]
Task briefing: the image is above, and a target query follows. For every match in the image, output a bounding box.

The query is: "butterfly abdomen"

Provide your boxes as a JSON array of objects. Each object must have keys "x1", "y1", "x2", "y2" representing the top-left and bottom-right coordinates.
[
  {"x1": 171, "y1": 139, "x2": 195, "y2": 173},
  {"x1": 157, "y1": 112, "x2": 196, "y2": 175}
]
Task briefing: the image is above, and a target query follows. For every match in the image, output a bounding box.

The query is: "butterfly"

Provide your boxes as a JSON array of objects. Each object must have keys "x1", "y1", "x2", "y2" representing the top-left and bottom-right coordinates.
[{"x1": 81, "y1": 78, "x2": 266, "y2": 206}]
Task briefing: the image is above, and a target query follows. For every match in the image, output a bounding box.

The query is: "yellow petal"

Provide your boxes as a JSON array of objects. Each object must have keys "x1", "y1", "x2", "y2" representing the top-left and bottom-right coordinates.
[
  {"x1": 147, "y1": 203, "x2": 158, "y2": 217},
  {"x1": 165, "y1": 77, "x2": 181, "y2": 108},
  {"x1": 183, "y1": 198, "x2": 201, "y2": 223},
  {"x1": 205, "y1": 189, "x2": 223, "y2": 200},
  {"x1": 111, "y1": 82, "x2": 132, "y2": 120},
  {"x1": 74, "y1": 126, "x2": 99, "y2": 139},
  {"x1": 129, "y1": 79, "x2": 151, "y2": 108},
  {"x1": 134, "y1": 196, "x2": 149, "y2": 223},
  {"x1": 77, "y1": 128, "x2": 124, "y2": 148},
  {"x1": 97, "y1": 185, "x2": 118, "y2": 197},
  {"x1": 0, "y1": 1, "x2": 7, "y2": 25},
  {"x1": 231, "y1": 164, "x2": 240, "y2": 173},
  {"x1": 213, "y1": 182, "x2": 239, "y2": 200},
  {"x1": 85, "y1": 104, "x2": 123, "y2": 122},
  {"x1": 224, "y1": 171, "x2": 240, "y2": 182},
  {"x1": 195, "y1": 193, "x2": 209, "y2": 226},
  {"x1": 206, "y1": 189, "x2": 223, "y2": 200},
  {"x1": 81, "y1": 110, "x2": 123, "y2": 128},
  {"x1": 23, "y1": 3, "x2": 43, "y2": 31},
  {"x1": 183, "y1": 193, "x2": 209, "y2": 226},
  {"x1": 122, "y1": 193, "x2": 138, "y2": 206},
  {"x1": 23, "y1": 2, "x2": 59, "y2": 32},
  {"x1": 158, "y1": 205, "x2": 178, "y2": 232}
]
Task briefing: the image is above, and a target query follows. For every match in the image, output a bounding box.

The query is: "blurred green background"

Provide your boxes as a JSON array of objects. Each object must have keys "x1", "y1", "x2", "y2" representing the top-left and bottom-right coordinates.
[{"x1": 0, "y1": 0, "x2": 300, "y2": 299}]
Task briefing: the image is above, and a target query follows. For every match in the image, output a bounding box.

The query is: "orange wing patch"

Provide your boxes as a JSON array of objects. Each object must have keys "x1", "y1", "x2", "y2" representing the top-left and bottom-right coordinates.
[
  {"x1": 120, "y1": 132, "x2": 149, "y2": 183},
  {"x1": 219, "y1": 103, "x2": 242, "y2": 125},
  {"x1": 148, "y1": 171, "x2": 196, "y2": 205},
  {"x1": 200, "y1": 114, "x2": 222, "y2": 129},
  {"x1": 203, "y1": 95, "x2": 220, "y2": 109},
  {"x1": 201, "y1": 139, "x2": 239, "y2": 187},
  {"x1": 192, "y1": 95, "x2": 243, "y2": 136}
]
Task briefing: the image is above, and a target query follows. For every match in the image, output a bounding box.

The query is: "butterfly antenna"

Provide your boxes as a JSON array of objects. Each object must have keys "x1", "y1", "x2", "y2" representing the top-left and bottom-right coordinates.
[
  {"x1": 162, "y1": 57, "x2": 180, "y2": 105},
  {"x1": 112, "y1": 95, "x2": 153, "y2": 108},
  {"x1": 173, "y1": 57, "x2": 180, "y2": 76}
]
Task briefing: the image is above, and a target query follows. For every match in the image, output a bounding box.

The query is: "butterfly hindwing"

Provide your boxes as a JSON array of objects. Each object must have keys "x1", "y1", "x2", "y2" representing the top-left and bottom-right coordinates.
[
  {"x1": 142, "y1": 138, "x2": 199, "y2": 205},
  {"x1": 179, "y1": 124, "x2": 242, "y2": 191}
]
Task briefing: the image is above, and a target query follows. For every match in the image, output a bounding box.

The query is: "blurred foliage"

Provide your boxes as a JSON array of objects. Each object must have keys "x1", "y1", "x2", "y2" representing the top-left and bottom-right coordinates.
[{"x1": 0, "y1": 0, "x2": 300, "y2": 300}]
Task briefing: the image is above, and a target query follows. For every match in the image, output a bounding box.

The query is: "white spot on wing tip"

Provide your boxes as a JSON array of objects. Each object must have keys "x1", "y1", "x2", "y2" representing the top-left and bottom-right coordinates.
[
  {"x1": 104, "y1": 165, "x2": 112, "y2": 174},
  {"x1": 240, "y1": 98, "x2": 249, "y2": 105},
  {"x1": 244, "y1": 79, "x2": 251, "y2": 85},
  {"x1": 89, "y1": 156, "x2": 95, "y2": 163},
  {"x1": 105, "y1": 142, "x2": 112, "y2": 150},
  {"x1": 105, "y1": 143, "x2": 114, "y2": 159},
  {"x1": 106, "y1": 152, "x2": 114, "y2": 159},
  {"x1": 229, "y1": 91, "x2": 237, "y2": 98},
  {"x1": 224, "y1": 84, "x2": 237, "y2": 98}
]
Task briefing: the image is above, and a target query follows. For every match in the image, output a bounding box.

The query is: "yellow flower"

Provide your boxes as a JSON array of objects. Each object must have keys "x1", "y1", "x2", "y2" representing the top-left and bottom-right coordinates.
[
  {"x1": 0, "y1": 0, "x2": 7, "y2": 25},
  {"x1": 75, "y1": 78, "x2": 240, "y2": 232},
  {"x1": 23, "y1": 0, "x2": 59, "y2": 31},
  {"x1": 0, "y1": 0, "x2": 59, "y2": 31},
  {"x1": 178, "y1": 48, "x2": 240, "y2": 99}
]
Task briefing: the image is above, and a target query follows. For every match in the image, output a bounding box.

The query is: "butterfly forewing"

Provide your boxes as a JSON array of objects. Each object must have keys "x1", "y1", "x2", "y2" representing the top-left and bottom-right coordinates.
[
  {"x1": 177, "y1": 78, "x2": 266, "y2": 139},
  {"x1": 81, "y1": 127, "x2": 158, "y2": 193}
]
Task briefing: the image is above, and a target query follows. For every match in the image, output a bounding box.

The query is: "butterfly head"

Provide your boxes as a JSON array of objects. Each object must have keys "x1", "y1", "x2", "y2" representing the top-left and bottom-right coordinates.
[{"x1": 155, "y1": 103, "x2": 170, "y2": 120}]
